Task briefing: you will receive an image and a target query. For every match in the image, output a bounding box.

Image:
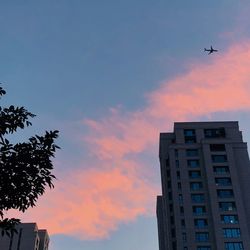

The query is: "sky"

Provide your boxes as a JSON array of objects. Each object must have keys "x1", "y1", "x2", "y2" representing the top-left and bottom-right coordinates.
[{"x1": 2, "y1": 1, "x2": 250, "y2": 250}]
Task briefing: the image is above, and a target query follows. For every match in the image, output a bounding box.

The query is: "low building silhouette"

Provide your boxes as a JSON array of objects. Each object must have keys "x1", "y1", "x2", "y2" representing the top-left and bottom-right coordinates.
[{"x1": 0, "y1": 223, "x2": 49, "y2": 250}]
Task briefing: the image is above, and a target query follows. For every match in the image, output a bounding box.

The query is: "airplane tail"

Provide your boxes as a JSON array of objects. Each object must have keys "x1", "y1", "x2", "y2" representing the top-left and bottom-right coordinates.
[{"x1": 204, "y1": 48, "x2": 206, "y2": 51}]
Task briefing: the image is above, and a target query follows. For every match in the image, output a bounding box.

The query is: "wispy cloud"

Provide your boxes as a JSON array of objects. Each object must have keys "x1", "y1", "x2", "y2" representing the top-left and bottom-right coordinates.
[{"x1": 9, "y1": 41, "x2": 250, "y2": 239}]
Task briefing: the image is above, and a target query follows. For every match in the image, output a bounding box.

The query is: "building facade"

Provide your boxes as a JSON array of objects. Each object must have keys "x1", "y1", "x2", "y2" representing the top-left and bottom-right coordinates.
[
  {"x1": 0, "y1": 223, "x2": 49, "y2": 250},
  {"x1": 157, "y1": 121, "x2": 250, "y2": 250}
]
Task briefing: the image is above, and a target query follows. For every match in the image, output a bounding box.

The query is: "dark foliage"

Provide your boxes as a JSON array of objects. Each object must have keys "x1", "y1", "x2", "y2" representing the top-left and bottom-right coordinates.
[{"x1": 0, "y1": 86, "x2": 59, "y2": 236}]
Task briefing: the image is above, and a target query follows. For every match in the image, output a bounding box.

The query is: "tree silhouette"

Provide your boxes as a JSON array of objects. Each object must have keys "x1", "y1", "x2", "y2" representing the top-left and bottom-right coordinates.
[{"x1": 0, "y1": 86, "x2": 59, "y2": 236}]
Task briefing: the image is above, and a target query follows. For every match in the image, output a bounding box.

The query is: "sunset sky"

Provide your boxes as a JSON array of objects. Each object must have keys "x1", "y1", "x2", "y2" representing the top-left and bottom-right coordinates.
[{"x1": 2, "y1": 1, "x2": 250, "y2": 250}]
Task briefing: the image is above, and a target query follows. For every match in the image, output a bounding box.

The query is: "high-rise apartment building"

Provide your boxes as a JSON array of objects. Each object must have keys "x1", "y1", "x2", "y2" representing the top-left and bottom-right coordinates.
[
  {"x1": 0, "y1": 223, "x2": 49, "y2": 250},
  {"x1": 157, "y1": 122, "x2": 250, "y2": 250}
]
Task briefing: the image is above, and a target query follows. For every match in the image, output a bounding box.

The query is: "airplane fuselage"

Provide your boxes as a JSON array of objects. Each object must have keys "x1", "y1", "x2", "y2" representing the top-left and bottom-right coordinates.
[{"x1": 204, "y1": 46, "x2": 218, "y2": 54}]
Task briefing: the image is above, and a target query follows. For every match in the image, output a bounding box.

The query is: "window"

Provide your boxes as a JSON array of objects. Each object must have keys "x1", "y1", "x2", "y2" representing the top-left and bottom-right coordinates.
[
  {"x1": 178, "y1": 182, "x2": 182, "y2": 191},
  {"x1": 191, "y1": 194, "x2": 205, "y2": 203},
  {"x1": 194, "y1": 219, "x2": 208, "y2": 228},
  {"x1": 213, "y1": 166, "x2": 230, "y2": 174},
  {"x1": 179, "y1": 194, "x2": 183, "y2": 203},
  {"x1": 190, "y1": 182, "x2": 203, "y2": 191},
  {"x1": 215, "y1": 177, "x2": 232, "y2": 186},
  {"x1": 197, "y1": 247, "x2": 211, "y2": 250},
  {"x1": 219, "y1": 202, "x2": 236, "y2": 211},
  {"x1": 170, "y1": 216, "x2": 175, "y2": 224},
  {"x1": 171, "y1": 228, "x2": 176, "y2": 237},
  {"x1": 195, "y1": 232, "x2": 209, "y2": 242},
  {"x1": 176, "y1": 160, "x2": 179, "y2": 168},
  {"x1": 168, "y1": 192, "x2": 172, "y2": 201},
  {"x1": 184, "y1": 129, "x2": 196, "y2": 143},
  {"x1": 217, "y1": 190, "x2": 234, "y2": 198},
  {"x1": 181, "y1": 219, "x2": 186, "y2": 228},
  {"x1": 184, "y1": 129, "x2": 196, "y2": 136},
  {"x1": 185, "y1": 138, "x2": 196, "y2": 143},
  {"x1": 167, "y1": 181, "x2": 171, "y2": 189},
  {"x1": 224, "y1": 242, "x2": 244, "y2": 250},
  {"x1": 189, "y1": 170, "x2": 201, "y2": 179},
  {"x1": 177, "y1": 171, "x2": 181, "y2": 179},
  {"x1": 182, "y1": 232, "x2": 187, "y2": 242},
  {"x1": 221, "y1": 215, "x2": 239, "y2": 224},
  {"x1": 180, "y1": 206, "x2": 184, "y2": 215},
  {"x1": 223, "y1": 228, "x2": 241, "y2": 238},
  {"x1": 167, "y1": 170, "x2": 171, "y2": 178},
  {"x1": 169, "y1": 204, "x2": 173, "y2": 212},
  {"x1": 210, "y1": 144, "x2": 226, "y2": 151},
  {"x1": 193, "y1": 206, "x2": 206, "y2": 215},
  {"x1": 187, "y1": 159, "x2": 200, "y2": 168},
  {"x1": 172, "y1": 241, "x2": 177, "y2": 250},
  {"x1": 186, "y1": 149, "x2": 199, "y2": 157},
  {"x1": 175, "y1": 149, "x2": 178, "y2": 158},
  {"x1": 212, "y1": 155, "x2": 227, "y2": 163},
  {"x1": 166, "y1": 158, "x2": 169, "y2": 167},
  {"x1": 204, "y1": 128, "x2": 225, "y2": 138}
]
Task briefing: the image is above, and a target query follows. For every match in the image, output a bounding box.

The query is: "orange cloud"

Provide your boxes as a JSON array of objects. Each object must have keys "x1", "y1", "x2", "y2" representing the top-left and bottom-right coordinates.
[{"x1": 8, "y1": 41, "x2": 250, "y2": 239}]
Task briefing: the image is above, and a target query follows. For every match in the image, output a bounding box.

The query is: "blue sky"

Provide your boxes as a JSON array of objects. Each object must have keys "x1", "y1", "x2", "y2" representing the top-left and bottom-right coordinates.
[{"x1": 2, "y1": 1, "x2": 250, "y2": 250}]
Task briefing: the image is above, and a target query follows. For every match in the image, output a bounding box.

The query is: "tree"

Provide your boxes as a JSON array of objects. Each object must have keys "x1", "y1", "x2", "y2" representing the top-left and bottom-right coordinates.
[{"x1": 0, "y1": 85, "x2": 59, "y2": 236}]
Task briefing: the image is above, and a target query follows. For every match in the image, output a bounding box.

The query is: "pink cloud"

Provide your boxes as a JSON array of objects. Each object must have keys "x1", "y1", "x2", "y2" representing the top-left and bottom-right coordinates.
[
  {"x1": 8, "y1": 41, "x2": 250, "y2": 239},
  {"x1": 8, "y1": 165, "x2": 156, "y2": 239}
]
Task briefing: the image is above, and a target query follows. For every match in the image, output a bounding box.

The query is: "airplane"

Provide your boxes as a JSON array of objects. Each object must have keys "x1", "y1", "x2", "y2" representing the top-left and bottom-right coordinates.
[{"x1": 204, "y1": 46, "x2": 218, "y2": 55}]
